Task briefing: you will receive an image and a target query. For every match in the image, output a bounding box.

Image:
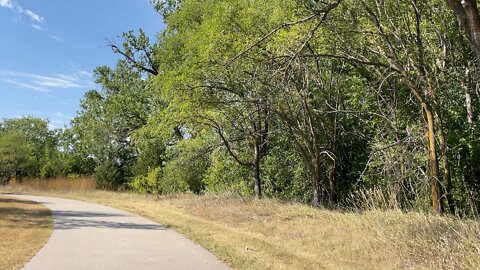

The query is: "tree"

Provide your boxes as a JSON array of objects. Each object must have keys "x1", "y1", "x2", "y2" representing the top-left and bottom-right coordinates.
[
  {"x1": 445, "y1": 0, "x2": 480, "y2": 65},
  {"x1": 70, "y1": 60, "x2": 151, "y2": 189},
  {"x1": 149, "y1": 0, "x2": 285, "y2": 198},
  {"x1": 0, "y1": 117, "x2": 60, "y2": 179},
  {"x1": 0, "y1": 132, "x2": 35, "y2": 182}
]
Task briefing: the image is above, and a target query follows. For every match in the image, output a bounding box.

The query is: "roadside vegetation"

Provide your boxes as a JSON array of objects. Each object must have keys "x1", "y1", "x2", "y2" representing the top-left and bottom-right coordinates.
[
  {"x1": 2, "y1": 185, "x2": 479, "y2": 270},
  {"x1": 0, "y1": 0, "x2": 480, "y2": 215},
  {"x1": 0, "y1": 195, "x2": 53, "y2": 270},
  {"x1": 2, "y1": 0, "x2": 480, "y2": 268},
  {"x1": 10, "y1": 177, "x2": 96, "y2": 192},
  {"x1": 2, "y1": 0, "x2": 480, "y2": 216}
]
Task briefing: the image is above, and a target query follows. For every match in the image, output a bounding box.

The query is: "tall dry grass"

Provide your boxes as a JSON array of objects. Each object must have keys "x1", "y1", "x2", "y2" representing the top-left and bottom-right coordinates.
[
  {"x1": 1, "y1": 186, "x2": 478, "y2": 270},
  {"x1": 10, "y1": 177, "x2": 96, "y2": 192}
]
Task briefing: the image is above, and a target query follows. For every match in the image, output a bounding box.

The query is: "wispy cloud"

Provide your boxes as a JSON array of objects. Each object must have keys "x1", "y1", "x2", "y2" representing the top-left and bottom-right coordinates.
[
  {"x1": 0, "y1": 69, "x2": 93, "y2": 93},
  {"x1": 71, "y1": 68, "x2": 92, "y2": 78},
  {"x1": 50, "y1": 35, "x2": 63, "y2": 42},
  {"x1": 55, "y1": 74, "x2": 76, "y2": 81},
  {"x1": 35, "y1": 80, "x2": 80, "y2": 88},
  {"x1": 69, "y1": 62, "x2": 93, "y2": 78},
  {"x1": 1, "y1": 1, "x2": 44, "y2": 25},
  {"x1": 31, "y1": 24, "x2": 42, "y2": 30},
  {"x1": 3, "y1": 79, "x2": 48, "y2": 93},
  {"x1": 25, "y1": 9, "x2": 43, "y2": 22},
  {"x1": 0, "y1": 0, "x2": 13, "y2": 9}
]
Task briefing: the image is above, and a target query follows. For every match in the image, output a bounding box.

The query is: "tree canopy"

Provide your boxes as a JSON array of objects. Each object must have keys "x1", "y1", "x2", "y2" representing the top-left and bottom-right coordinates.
[{"x1": 3, "y1": 0, "x2": 480, "y2": 216}]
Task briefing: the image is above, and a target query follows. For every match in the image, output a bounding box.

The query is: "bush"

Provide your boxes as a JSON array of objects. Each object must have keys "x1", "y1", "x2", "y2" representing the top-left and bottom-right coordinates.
[
  {"x1": 129, "y1": 167, "x2": 162, "y2": 194},
  {"x1": 262, "y1": 146, "x2": 310, "y2": 202},
  {"x1": 39, "y1": 159, "x2": 65, "y2": 179},
  {"x1": 94, "y1": 160, "x2": 124, "y2": 190},
  {"x1": 160, "y1": 154, "x2": 205, "y2": 194},
  {"x1": 203, "y1": 150, "x2": 252, "y2": 197}
]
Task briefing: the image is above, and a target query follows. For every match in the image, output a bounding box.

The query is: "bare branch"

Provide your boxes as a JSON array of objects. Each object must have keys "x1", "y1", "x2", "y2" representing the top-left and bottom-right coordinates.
[
  {"x1": 106, "y1": 39, "x2": 159, "y2": 76},
  {"x1": 226, "y1": 0, "x2": 342, "y2": 66}
]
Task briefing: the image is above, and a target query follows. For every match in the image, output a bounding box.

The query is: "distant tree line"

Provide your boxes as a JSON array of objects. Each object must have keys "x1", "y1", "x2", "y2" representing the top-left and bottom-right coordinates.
[
  {"x1": 3, "y1": 0, "x2": 480, "y2": 216},
  {"x1": 0, "y1": 117, "x2": 94, "y2": 182}
]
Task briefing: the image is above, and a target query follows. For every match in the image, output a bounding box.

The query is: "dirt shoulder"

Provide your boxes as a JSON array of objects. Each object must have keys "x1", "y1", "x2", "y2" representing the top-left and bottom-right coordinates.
[{"x1": 0, "y1": 195, "x2": 53, "y2": 270}]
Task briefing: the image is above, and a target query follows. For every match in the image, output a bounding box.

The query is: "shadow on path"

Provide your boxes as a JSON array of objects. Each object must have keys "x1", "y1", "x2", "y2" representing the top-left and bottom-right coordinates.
[
  {"x1": 52, "y1": 210, "x2": 167, "y2": 231},
  {"x1": 0, "y1": 197, "x2": 51, "y2": 229},
  {"x1": 0, "y1": 197, "x2": 43, "y2": 205}
]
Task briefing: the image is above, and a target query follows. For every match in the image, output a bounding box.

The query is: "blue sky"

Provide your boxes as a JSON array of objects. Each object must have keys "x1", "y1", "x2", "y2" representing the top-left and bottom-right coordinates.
[{"x1": 0, "y1": 0, "x2": 164, "y2": 129}]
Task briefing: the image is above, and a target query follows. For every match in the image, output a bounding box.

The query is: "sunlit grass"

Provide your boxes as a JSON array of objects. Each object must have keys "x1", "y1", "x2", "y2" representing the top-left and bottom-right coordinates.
[
  {"x1": 2, "y1": 185, "x2": 479, "y2": 270},
  {"x1": 10, "y1": 177, "x2": 96, "y2": 192},
  {"x1": 0, "y1": 195, "x2": 53, "y2": 270}
]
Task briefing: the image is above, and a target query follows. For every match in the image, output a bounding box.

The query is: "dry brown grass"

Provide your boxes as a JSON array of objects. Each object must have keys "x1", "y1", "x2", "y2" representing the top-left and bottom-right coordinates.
[
  {"x1": 10, "y1": 177, "x2": 96, "y2": 192},
  {"x1": 0, "y1": 195, "x2": 53, "y2": 270},
  {"x1": 2, "y1": 185, "x2": 479, "y2": 270}
]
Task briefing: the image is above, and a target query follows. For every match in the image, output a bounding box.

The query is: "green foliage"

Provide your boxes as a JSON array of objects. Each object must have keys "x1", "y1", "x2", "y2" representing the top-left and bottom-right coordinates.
[
  {"x1": 203, "y1": 150, "x2": 252, "y2": 197},
  {"x1": 39, "y1": 159, "x2": 65, "y2": 179},
  {"x1": 70, "y1": 59, "x2": 153, "y2": 187},
  {"x1": 0, "y1": 132, "x2": 36, "y2": 183},
  {"x1": 130, "y1": 167, "x2": 162, "y2": 194},
  {"x1": 94, "y1": 160, "x2": 125, "y2": 190},
  {"x1": 4, "y1": 0, "x2": 480, "y2": 215},
  {"x1": 0, "y1": 117, "x2": 62, "y2": 181},
  {"x1": 159, "y1": 138, "x2": 209, "y2": 194},
  {"x1": 262, "y1": 138, "x2": 310, "y2": 202},
  {"x1": 131, "y1": 136, "x2": 165, "y2": 177}
]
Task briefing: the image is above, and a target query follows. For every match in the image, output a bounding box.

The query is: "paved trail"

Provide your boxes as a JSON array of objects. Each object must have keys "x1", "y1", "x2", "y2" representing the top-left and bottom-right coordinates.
[{"x1": 6, "y1": 194, "x2": 231, "y2": 270}]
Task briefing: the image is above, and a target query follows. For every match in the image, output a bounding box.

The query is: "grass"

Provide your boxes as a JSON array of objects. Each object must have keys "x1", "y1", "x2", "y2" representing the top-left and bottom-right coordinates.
[
  {"x1": 2, "y1": 180, "x2": 480, "y2": 270},
  {"x1": 0, "y1": 195, "x2": 53, "y2": 270},
  {"x1": 11, "y1": 177, "x2": 96, "y2": 192}
]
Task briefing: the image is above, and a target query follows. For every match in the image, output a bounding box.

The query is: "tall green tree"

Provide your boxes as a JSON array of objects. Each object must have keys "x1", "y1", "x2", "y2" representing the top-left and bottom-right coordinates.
[
  {"x1": 0, "y1": 132, "x2": 36, "y2": 183},
  {"x1": 71, "y1": 60, "x2": 152, "y2": 189}
]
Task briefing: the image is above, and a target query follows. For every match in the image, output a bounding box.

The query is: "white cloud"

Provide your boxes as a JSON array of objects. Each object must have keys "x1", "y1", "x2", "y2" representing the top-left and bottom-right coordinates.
[
  {"x1": 3, "y1": 79, "x2": 48, "y2": 93},
  {"x1": 0, "y1": 69, "x2": 93, "y2": 93},
  {"x1": 0, "y1": 0, "x2": 21, "y2": 13},
  {"x1": 0, "y1": 0, "x2": 13, "y2": 9},
  {"x1": 74, "y1": 69, "x2": 92, "y2": 78},
  {"x1": 69, "y1": 63, "x2": 93, "y2": 78},
  {"x1": 55, "y1": 74, "x2": 77, "y2": 81},
  {"x1": 31, "y1": 24, "x2": 42, "y2": 30},
  {"x1": 25, "y1": 9, "x2": 44, "y2": 22},
  {"x1": 50, "y1": 35, "x2": 63, "y2": 42},
  {"x1": 34, "y1": 78, "x2": 81, "y2": 88},
  {"x1": 29, "y1": 74, "x2": 82, "y2": 88},
  {"x1": 1, "y1": 1, "x2": 44, "y2": 25}
]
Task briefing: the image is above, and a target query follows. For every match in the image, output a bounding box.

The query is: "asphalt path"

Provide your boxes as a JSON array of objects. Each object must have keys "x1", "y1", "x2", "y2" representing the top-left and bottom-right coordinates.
[{"x1": 6, "y1": 194, "x2": 231, "y2": 270}]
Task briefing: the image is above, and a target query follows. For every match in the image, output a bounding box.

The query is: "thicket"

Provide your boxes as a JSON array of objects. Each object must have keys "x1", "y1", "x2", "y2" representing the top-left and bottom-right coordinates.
[{"x1": 3, "y1": 0, "x2": 480, "y2": 216}]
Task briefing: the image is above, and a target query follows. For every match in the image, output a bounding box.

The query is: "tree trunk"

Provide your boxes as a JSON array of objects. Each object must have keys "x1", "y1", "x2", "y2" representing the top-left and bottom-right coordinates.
[
  {"x1": 395, "y1": 133, "x2": 406, "y2": 208},
  {"x1": 253, "y1": 142, "x2": 262, "y2": 199},
  {"x1": 435, "y1": 115, "x2": 455, "y2": 214},
  {"x1": 311, "y1": 161, "x2": 321, "y2": 207},
  {"x1": 445, "y1": 0, "x2": 480, "y2": 65},
  {"x1": 463, "y1": 0, "x2": 480, "y2": 63},
  {"x1": 425, "y1": 78, "x2": 454, "y2": 214},
  {"x1": 463, "y1": 67, "x2": 474, "y2": 124},
  {"x1": 465, "y1": 86, "x2": 474, "y2": 124},
  {"x1": 425, "y1": 106, "x2": 443, "y2": 213},
  {"x1": 327, "y1": 161, "x2": 336, "y2": 204}
]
